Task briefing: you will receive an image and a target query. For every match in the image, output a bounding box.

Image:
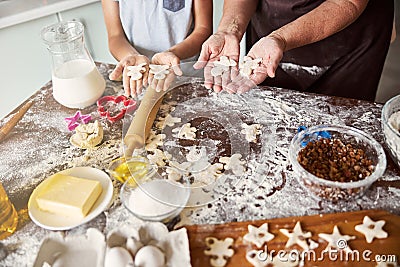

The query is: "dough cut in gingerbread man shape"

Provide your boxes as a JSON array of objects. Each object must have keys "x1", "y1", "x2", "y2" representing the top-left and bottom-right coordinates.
[
  {"x1": 354, "y1": 216, "x2": 388, "y2": 243},
  {"x1": 241, "y1": 123, "x2": 262, "y2": 143},
  {"x1": 204, "y1": 237, "x2": 235, "y2": 267},
  {"x1": 147, "y1": 148, "x2": 172, "y2": 166},
  {"x1": 318, "y1": 225, "x2": 355, "y2": 253},
  {"x1": 145, "y1": 133, "x2": 166, "y2": 151},
  {"x1": 127, "y1": 63, "x2": 147, "y2": 80},
  {"x1": 219, "y1": 154, "x2": 246, "y2": 176},
  {"x1": 243, "y1": 223, "x2": 275, "y2": 248},
  {"x1": 211, "y1": 56, "x2": 237, "y2": 77},
  {"x1": 191, "y1": 163, "x2": 224, "y2": 186},
  {"x1": 279, "y1": 221, "x2": 312, "y2": 251},
  {"x1": 156, "y1": 114, "x2": 182, "y2": 129},
  {"x1": 239, "y1": 56, "x2": 262, "y2": 77},
  {"x1": 167, "y1": 161, "x2": 191, "y2": 181},
  {"x1": 149, "y1": 64, "x2": 170, "y2": 80},
  {"x1": 172, "y1": 123, "x2": 197, "y2": 140}
]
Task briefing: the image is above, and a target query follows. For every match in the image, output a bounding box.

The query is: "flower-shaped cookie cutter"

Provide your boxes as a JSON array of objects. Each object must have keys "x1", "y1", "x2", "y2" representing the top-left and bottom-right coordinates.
[{"x1": 97, "y1": 95, "x2": 137, "y2": 123}]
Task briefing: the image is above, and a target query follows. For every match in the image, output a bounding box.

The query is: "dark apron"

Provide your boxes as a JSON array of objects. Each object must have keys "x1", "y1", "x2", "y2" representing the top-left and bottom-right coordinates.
[{"x1": 246, "y1": 0, "x2": 394, "y2": 101}]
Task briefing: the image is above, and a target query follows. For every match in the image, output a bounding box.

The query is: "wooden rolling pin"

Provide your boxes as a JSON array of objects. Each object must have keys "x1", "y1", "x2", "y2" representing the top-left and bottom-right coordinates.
[
  {"x1": 124, "y1": 86, "x2": 166, "y2": 156},
  {"x1": 0, "y1": 101, "x2": 34, "y2": 143}
]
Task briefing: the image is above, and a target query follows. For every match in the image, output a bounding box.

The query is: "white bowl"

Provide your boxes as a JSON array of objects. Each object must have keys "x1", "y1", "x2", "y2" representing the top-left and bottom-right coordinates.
[
  {"x1": 120, "y1": 164, "x2": 190, "y2": 222},
  {"x1": 381, "y1": 94, "x2": 400, "y2": 169}
]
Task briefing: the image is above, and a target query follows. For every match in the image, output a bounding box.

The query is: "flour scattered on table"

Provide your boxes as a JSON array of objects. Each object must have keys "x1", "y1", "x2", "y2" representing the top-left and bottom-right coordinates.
[
  {"x1": 354, "y1": 216, "x2": 388, "y2": 243},
  {"x1": 186, "y1": 146, "x2": 207, "y2": 162},
  {"x1": 219, "y1": 154, "x2": 246, "y2": 176},
  {"x1": 204, "y1": 237, "x2": 235, "y2": 267}
]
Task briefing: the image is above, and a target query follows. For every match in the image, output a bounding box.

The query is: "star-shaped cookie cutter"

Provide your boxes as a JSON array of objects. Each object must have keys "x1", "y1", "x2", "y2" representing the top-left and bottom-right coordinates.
[
  {"x1": 64, "y1": 111, "x2": 92, "y2": 131},
  {"x1": 97, "y1": 95, "x2": 137, "y2": 123}
]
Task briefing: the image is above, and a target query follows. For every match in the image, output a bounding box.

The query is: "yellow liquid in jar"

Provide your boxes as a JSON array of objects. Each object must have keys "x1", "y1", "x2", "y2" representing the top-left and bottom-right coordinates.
[
  {"x1": 113, "y1": 160, "x2": 149, "y2": 185},
  {"x1": 0, "y1": 183, "x2": 18, "y2": 240}
]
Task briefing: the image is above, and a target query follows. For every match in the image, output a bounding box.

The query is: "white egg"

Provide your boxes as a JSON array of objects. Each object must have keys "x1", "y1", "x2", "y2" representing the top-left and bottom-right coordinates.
[
  {"x1": 126, "y1": 237, "x2": 143, "y2": 256},
  {"x1": 104, "y1": 247, "x2": 134, "y2": 267},
  {"x1": 134, "y1": 245, "x2": 165, "y2": 267}
]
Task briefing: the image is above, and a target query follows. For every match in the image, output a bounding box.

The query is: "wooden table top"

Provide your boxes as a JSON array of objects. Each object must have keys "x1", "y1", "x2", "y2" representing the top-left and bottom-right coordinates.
[{"x1": 0, "y1": 62, "x2": 399, "y2": 266}]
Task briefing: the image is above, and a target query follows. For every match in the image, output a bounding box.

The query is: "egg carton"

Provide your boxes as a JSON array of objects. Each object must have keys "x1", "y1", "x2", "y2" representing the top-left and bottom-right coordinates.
[{"x1": 33, "y1": 222, "x2": 191, "y2": 267}]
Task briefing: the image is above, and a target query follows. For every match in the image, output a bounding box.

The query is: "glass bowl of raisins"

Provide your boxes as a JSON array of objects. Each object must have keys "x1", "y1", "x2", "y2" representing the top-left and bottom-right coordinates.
[
  {"x1": 381, "y1": 94, "x2": 400, "y2": 169},
  {"x1": 289, "y1": 125, "x2": 386, "y2": 202}
]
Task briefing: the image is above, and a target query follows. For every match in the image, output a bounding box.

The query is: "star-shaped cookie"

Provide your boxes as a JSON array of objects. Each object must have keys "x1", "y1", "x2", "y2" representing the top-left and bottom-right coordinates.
[
  {"x1": 243, "y1": 223, "x2": 275, "y2": 248},
  {"x1": 280, "y1": 221, "x2": 312, "y2": 250},
  {"x1": 318, "y1": 225, "x2": 355, "y2": 252},
  {"x1": 355, "y1": 216, "x2": 388, "y2": 243}
]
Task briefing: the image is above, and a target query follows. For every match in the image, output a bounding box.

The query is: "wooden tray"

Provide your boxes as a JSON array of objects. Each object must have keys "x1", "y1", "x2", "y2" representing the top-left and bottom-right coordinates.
[{"x1": 184, "y1": 210, "x2": 400, "y2": 267}]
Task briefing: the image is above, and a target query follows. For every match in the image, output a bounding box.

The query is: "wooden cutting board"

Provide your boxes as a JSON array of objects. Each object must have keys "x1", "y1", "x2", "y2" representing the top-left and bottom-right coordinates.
[{"x1": 184, "y1": 210, "x2": 400, "y2": 267}]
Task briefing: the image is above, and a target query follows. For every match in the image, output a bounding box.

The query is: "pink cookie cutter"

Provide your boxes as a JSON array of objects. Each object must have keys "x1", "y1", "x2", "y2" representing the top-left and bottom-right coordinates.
[
  {"x1": 65, "y1": 111, "x2": 92, "y2": 131},
  {"x1": 97, "y1": 95, "x2": 137, "y2": 123}
]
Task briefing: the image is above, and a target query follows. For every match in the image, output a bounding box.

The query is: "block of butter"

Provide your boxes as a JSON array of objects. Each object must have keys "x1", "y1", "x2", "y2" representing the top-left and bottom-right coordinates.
[{"x1": 36, "y1": 173, "x2": 103, "y2": 218}]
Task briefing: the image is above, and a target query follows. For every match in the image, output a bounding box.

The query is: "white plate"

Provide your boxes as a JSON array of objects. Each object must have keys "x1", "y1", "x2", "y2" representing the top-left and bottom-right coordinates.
[{"x1": 28, "y1": 167, "x2": 113, "y2": 230}]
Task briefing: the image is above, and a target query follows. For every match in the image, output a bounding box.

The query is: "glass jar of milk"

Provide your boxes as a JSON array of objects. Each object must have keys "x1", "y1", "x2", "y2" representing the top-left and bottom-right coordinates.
[{"x1": 41, "y1": 21, "x2": 105, "y2": 108}]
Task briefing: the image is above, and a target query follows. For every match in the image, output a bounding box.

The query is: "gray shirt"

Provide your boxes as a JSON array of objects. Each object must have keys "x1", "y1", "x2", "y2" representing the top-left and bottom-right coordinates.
[{"x1": 116, "y1": 0, "x2": 194, "y2": 58}]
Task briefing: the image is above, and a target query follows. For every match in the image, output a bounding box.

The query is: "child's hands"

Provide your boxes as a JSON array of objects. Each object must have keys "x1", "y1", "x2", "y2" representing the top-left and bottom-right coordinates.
[
  {"x1": 109, "y1": 54, "x2": 150, "y2": 98},
  {"x1": 150, "y1": 51, "x2": 183, "y2": 92}
]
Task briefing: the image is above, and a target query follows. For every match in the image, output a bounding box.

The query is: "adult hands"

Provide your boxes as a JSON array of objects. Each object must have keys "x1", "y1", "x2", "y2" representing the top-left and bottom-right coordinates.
[
  {"x1": 150, "y1": 51, "x2": 183, "y2": 92},
  {"x1": 226, "y1": 34, "x2": 285, "y2": 94},
  {"x1": 193, "y1": 32, "x2": 240, "y2": 92},
  {"x1": 109, "y1": 54, "x2": 150, "y2": 98}
]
